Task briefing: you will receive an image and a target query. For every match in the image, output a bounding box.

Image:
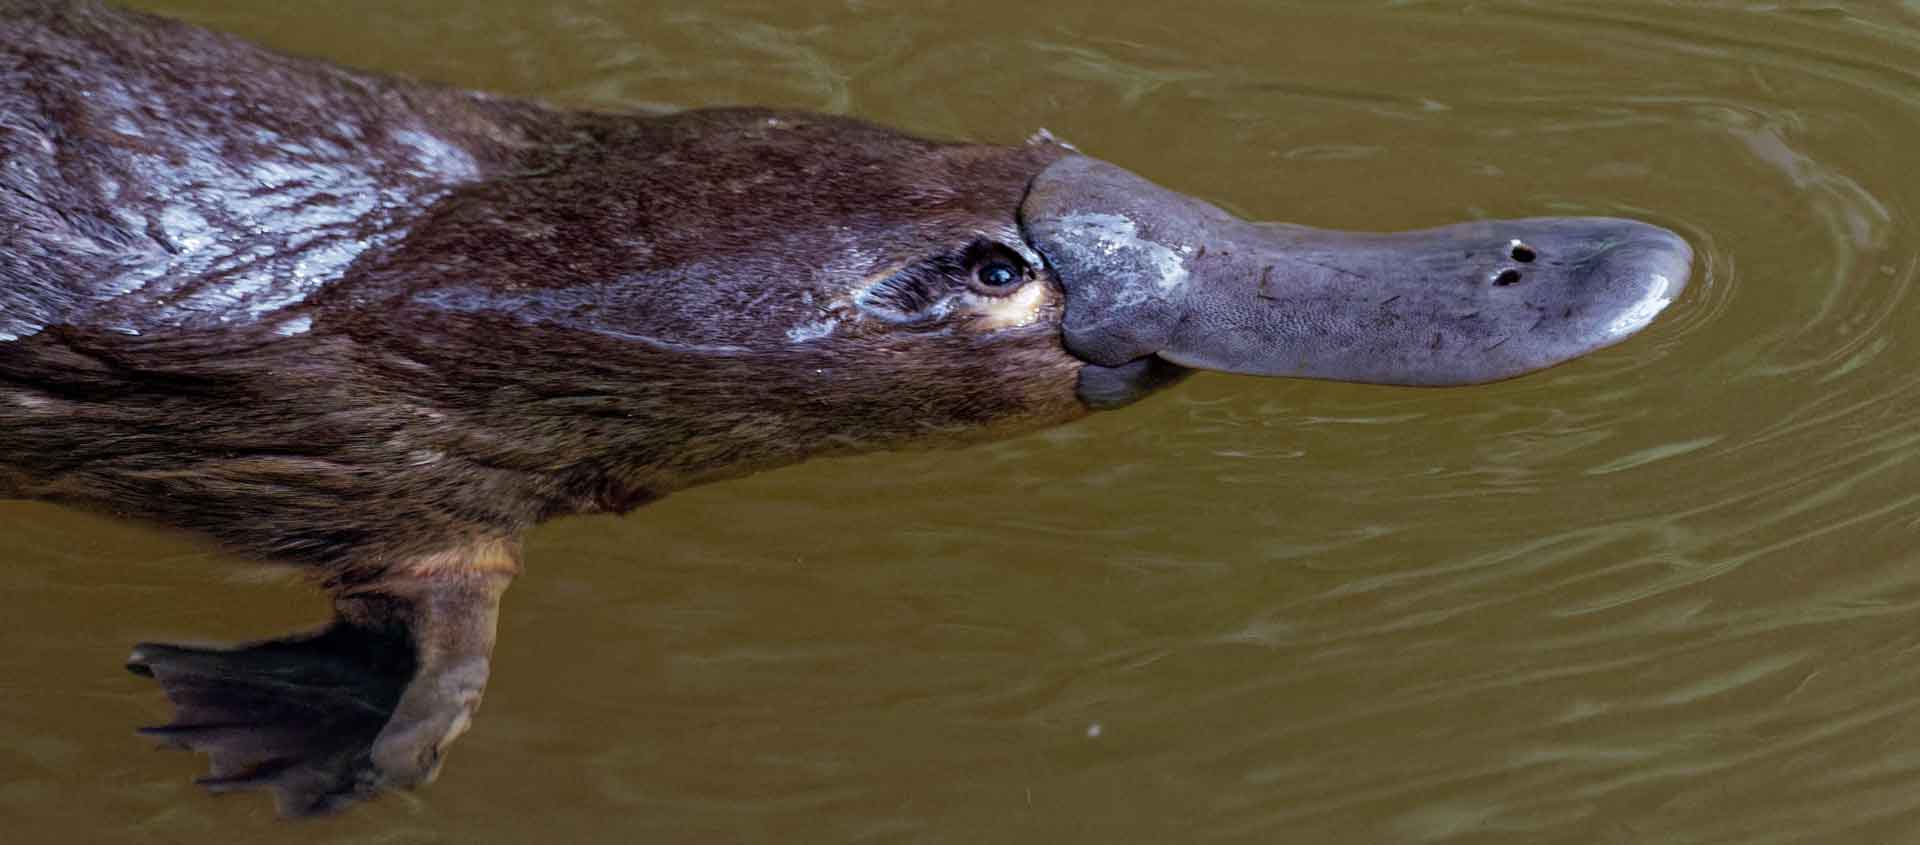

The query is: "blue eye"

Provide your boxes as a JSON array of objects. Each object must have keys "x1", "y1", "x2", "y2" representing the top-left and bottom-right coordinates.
[{"x1": 977, "y1": 260, "x2": 1021, "y2": 288}]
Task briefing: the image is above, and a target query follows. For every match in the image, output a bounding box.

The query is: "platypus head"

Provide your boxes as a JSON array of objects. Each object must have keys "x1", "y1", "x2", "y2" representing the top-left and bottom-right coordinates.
[
  {"x1": 834, "y1": 138, "x2": 1691, "y2": 413},
  {"x1": 377, "y1": 109, "x2": 1688, "y2": 482},
  {"x1": 665, "y1": 111, "x2": 1681, "y2": 402}
]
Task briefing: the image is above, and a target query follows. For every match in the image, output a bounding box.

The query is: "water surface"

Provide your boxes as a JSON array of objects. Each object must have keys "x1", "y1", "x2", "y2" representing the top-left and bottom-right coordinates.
[{"x1": 6, "y1": 1, "x2": 1920, "y2": 842}]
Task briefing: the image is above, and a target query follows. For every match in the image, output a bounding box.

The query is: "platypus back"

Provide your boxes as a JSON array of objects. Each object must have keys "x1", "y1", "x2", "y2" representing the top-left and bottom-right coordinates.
[{"x1": 0, "y1": 0, "x2": 536, "y2": 340}]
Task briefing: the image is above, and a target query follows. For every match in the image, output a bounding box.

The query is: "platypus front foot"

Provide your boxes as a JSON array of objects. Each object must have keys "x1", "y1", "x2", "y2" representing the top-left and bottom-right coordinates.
[
  {"x1": 127, "y1": 624, "x2": 412, "y2": 815},
  {"x1": 130, "y1": 552, "x2": 516, "y2": 816}
]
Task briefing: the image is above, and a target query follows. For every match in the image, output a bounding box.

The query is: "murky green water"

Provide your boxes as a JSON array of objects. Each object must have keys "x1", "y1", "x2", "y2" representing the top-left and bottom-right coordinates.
[{"x1": 5, "y1": 1, "x2": 1920, "y2": 841}]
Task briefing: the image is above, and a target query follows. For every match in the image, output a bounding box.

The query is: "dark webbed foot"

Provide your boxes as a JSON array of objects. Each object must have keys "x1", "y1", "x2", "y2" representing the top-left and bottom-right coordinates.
[
  {"x1": 129, "y1": 548, "x2": 517, "y2": 816},
  {"x1": 128, "y1": 624, "x2": 414, "y2": 815}
]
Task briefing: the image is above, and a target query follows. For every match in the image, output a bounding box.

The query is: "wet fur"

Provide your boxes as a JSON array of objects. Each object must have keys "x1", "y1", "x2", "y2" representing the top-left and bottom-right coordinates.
[{"x1": 0, "y1": 1, "x2": 1088, "y2": 585}]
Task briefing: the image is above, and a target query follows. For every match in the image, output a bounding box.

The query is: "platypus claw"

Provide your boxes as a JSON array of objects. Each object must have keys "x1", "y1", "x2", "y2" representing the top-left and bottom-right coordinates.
[{"x1": 369, "y1": 657, "x2": 490, "y2": 788}]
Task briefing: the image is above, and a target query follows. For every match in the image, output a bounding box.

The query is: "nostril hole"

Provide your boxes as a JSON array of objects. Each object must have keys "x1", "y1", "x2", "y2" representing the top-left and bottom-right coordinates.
[
  {"x1": 1509, "y1": 243, "x2": 1537, "y2": 263},
  {"x1": 1493, "y1": 269, "x2": 1522, "y2": 286}
]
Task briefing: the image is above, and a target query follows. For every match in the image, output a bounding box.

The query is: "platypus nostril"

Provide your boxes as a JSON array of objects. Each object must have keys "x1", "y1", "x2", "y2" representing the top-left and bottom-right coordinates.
[
  {"x1": 1509, "y1": 242, "x2": 1536, "y2": 263},
  {"x1": 1493, "y1": 268, "x2": 1522, "y2": 286}
]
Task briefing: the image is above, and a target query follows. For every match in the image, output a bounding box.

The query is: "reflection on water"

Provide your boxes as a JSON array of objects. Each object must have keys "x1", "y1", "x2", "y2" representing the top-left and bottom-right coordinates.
[{"x1": 7, "y1": 0, "x2": 1920, "y2": 840}]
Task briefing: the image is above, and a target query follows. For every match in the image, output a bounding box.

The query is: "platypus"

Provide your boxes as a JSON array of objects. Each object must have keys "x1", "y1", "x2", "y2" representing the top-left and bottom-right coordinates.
[{"x1": 0, "y1": 0, "x2": 1692, "y2": 815}]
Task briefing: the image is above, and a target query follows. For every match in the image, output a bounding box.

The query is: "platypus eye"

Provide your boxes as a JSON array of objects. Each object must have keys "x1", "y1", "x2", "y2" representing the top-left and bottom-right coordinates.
[
  {"x1": 963, "y1": 242, "x2": 1031, "y2": 295},
  {"x1": 976, "y1": 260, "x2": 1021, "y2": 289}
]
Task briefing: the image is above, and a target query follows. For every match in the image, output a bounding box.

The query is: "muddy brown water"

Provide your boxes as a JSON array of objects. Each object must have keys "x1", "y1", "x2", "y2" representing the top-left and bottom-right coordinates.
[{"x1": 5, "y1": 1, "x2": 1920, "y2": 842}]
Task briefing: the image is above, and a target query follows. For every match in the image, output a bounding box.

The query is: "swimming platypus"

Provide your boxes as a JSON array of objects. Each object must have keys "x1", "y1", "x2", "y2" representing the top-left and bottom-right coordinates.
[{"x1": 0, "y1": 1, "x2": 1692, "y2": 815}]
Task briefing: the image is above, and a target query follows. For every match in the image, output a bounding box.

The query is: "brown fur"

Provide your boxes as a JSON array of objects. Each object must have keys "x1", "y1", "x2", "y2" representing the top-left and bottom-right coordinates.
[
  {"x1": 1, "y1": 2, "x2": 1098, "y2": 810},
  {"x1": 0, "y1": 1, "x2": 1088, "y2": 586}
]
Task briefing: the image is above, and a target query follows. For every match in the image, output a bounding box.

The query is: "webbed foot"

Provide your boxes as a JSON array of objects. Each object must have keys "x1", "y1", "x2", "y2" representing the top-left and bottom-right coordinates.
[
  {"x1": 128, "y1": 623, "x2": 414, "y2": 815},
  {"x1": 129, "y1": 559, "x2": 514, "y2": 816}
]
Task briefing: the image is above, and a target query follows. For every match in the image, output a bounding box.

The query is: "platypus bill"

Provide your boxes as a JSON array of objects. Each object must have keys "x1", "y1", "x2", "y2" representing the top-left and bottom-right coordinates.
[{"x1": 0, "y1": 1, "x2": 1691, "y2": 815}]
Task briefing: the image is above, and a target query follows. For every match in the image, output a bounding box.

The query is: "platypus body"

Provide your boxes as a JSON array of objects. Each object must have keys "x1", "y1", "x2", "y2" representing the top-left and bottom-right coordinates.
[{"x1": 0, "y1": 0, "x2": 1692, "y2": 815}]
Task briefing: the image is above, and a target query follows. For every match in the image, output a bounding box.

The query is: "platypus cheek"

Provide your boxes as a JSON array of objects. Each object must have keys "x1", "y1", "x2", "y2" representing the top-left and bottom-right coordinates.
[{"x1": 964, "y1": 281, "x2": 1054, "y2": 331}]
